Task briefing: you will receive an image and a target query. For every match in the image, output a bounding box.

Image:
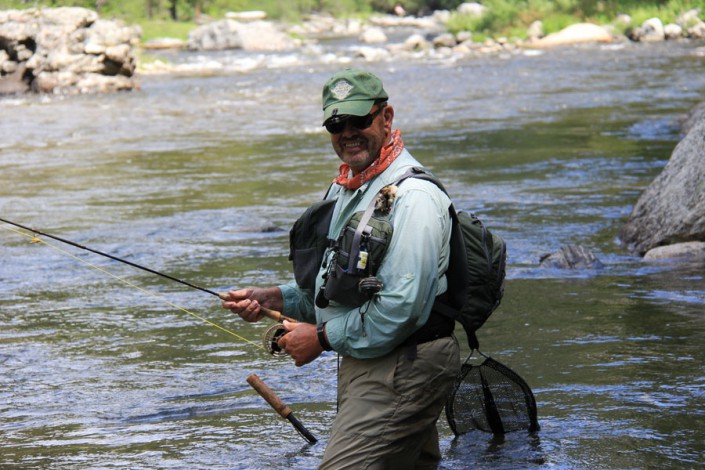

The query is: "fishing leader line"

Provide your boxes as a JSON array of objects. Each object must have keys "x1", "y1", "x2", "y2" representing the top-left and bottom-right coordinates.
[{"x1": 1, "y1": 222, "x2": 264, "y2": 351}]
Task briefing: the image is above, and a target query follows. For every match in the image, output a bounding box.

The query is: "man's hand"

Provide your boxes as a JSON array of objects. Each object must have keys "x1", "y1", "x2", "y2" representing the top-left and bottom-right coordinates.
[
  {"x1": 277, "y1": 321, "x2": 323, "y2": 367},
  {"x1": 220, "y1": 287, "x2": 283, "y2": 322}
]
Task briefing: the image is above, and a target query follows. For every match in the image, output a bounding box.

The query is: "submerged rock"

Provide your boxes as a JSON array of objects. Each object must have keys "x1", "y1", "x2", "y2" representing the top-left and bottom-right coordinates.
[
  {"x1": 539, "y1": 245, "x2": 604, "y2": 269},
  {"x1": 643, "y1": 241, "x2": 705, "y2": 261}
]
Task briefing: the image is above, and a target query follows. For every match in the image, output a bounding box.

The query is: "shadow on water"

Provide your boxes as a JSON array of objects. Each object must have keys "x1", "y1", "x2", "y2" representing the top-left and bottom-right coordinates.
[
  {"x1": 442, "y1": 431, "x2": 546, "y2": 469},
  {"x1": 122, "y1": 386, "x2": 253, "y2": 424}
]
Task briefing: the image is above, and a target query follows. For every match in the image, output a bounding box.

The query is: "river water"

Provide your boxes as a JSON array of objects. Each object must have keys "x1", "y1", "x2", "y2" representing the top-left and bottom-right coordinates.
[{"x1": 1, "y1": 38, "x2": 705, "y2": 469}]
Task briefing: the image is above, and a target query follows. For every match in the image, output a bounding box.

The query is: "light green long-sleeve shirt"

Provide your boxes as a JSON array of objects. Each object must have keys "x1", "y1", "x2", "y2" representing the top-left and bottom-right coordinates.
[{"x1": 280, "y1": 149, "x2": 452, "y2": 359}]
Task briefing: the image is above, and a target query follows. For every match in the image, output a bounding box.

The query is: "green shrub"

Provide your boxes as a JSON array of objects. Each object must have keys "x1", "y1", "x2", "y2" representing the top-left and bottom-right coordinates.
[{"x1": 541, "y1": 12, "x2": 580, "y2": 34}]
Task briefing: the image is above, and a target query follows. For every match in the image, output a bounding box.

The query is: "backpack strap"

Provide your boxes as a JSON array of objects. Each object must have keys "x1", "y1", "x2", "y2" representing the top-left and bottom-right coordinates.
[
  {"x1": 392, "y1": 167, "x2": 477, "y2": 349},
  {"x1": 392, "y1": 166, "x2": 448, "y2": 193},
  {"x1": 348, "y1": 198, "x2": 378, "y2": 273}
]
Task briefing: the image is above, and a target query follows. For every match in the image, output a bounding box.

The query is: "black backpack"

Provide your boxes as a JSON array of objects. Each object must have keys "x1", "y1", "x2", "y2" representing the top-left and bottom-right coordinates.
[{"x1": 394, "y1": 167, "x2": 507, "y2": 350}]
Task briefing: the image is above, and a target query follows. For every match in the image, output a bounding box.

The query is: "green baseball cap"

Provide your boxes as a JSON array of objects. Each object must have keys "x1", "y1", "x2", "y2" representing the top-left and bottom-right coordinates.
[{"x1": 322, "y1": 68, "x2": 389, "y2": 124}]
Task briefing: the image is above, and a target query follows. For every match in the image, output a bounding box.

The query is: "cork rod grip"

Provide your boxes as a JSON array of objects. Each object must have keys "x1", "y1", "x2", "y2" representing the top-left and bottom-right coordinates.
[
  {"x1": 247, "y1": 373, "x2": 292, "y2": 419},
  {"x1": 259, "y1": 306, "x2": 296, "y2": 323},
  {"x1": 218, "y1": 293, "x2": 296, "y2": 323}
]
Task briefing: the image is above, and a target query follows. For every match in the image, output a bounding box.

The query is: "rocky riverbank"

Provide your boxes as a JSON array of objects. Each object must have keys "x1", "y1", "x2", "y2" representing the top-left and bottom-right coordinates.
[{"x1": 140, "y1": 6, "x2": 705, "y2": 74}]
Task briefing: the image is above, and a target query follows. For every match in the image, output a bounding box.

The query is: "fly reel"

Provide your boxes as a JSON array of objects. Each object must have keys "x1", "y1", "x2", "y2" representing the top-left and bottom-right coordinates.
[{"x1": 263, "y1": 323, "x2": 289, "y2": 356}]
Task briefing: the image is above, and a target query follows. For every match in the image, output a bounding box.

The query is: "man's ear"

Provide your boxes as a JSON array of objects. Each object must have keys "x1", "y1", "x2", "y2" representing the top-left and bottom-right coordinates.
[{"x1": 383, "y1": 105, "x2": 394, "y2": 130}]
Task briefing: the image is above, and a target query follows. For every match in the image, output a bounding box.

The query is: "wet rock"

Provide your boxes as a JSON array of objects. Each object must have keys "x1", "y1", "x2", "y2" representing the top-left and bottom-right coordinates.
[
  {"x1": 619, "y1": 107, "x2": 705, "y2": 256},
  {"x1": 353, "y1": 46, "x2": 391, "y2": 61},
  {"x1": 664, "y1": 23, "x2": 683, "y2": 40},
  {"x1": 359, "y1": 26, "x2": 387, "y2": 44},
  {"x1": 0, "y1": 60, "x2": 29, "y2": 94},
  {"x1": 678, "y1": 9, "x2": 705, "y2": 38},
  {"x1": 629, "y1": 17, "x2": 665, "y2": 42},
  {"x1": 0, "y1": 7, "x2": 140, "y2": 95},
  {"x1": 432, "y1": 33, "x2": 457, "y2": 48},
  {"x1": 401, "y1": 33, "x2": 432, "y2": 51},
  {"x1": 527, "y1": 21, "x2": 544, "y2": 41},
  {"x1": 527, "y1": 23, "x2": 613, "y2": 48},
  {"x1": 643, "y1": 242, "x2": 705, "y2": 261},
  {"x1": 539, "y1": 245, "x2": 604, "y2": 269},
  {"x1": 686, "y1": 19, "x2": 705, "y2": 38},
  {"x1": 288, "y1": 14, "x2": 363, "y2": 37}
]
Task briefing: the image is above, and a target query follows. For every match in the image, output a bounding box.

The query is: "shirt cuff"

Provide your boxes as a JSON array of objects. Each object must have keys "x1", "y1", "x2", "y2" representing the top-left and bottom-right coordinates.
[
  {"x1": 278, "y1": 282, "x2": 302, "y2": 317},
  {"x1": 323, "y1": 315, "x2": 347, "y2": 353}
]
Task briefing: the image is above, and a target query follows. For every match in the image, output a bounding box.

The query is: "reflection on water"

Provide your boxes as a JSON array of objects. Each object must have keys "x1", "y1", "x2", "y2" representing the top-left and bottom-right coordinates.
[{"x1": 1, "y1": 40, "x2": 705, "y2": 468}]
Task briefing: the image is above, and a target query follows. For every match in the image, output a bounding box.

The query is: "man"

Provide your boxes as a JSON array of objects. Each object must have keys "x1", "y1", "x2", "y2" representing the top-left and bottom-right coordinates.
[{"x1": 222, "y1": 68, "x2": 460, "y2": 469}]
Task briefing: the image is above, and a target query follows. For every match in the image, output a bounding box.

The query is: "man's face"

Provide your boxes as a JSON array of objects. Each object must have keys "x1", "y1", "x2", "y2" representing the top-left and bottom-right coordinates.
[{"x1": 329, "y1": 105, "x2": 394, "y2": 174}]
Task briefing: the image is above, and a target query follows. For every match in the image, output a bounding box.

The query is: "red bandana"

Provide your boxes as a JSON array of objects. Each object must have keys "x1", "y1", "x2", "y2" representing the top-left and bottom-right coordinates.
[{"x1": 334, "y1": 129, "x2": 404, "y2": 191}]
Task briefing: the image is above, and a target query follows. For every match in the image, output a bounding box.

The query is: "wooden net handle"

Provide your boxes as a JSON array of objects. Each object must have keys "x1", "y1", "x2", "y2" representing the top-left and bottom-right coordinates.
[{"x1": 246, "y1": 373, "x2": 292, "y2": 419}]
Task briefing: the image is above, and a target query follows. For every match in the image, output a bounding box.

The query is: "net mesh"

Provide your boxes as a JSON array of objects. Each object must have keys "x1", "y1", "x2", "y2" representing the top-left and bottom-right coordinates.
[{"x1": 445, "y1": 355, "x2": 539, "y2": 435}]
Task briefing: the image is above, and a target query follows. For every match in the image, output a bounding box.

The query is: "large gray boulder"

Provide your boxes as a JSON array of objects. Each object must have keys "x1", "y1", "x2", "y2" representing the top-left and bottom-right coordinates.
[
  {"x1": 619, "y1": 110, "x2": 705, "y2": 255},
  {"x1": 0, "y1": 7, "x2": 140, "y2": 94},
  {"x1": 186, "y1": 19, "x2": 296, "y2": 51}
]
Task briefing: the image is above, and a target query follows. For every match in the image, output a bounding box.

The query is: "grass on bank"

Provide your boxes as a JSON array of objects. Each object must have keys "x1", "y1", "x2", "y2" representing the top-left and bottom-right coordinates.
[{"x1": 139, "y1": 19, "x2": 197, "y2": 42}]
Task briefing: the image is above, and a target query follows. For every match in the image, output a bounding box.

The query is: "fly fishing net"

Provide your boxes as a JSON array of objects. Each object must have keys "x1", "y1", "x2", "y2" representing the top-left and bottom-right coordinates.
[{"x1": 446, "y1": 353, "x2": 539, "y2": 435}]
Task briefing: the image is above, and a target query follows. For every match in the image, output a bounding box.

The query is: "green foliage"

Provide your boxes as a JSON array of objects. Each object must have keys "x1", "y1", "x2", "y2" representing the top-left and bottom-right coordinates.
[
  {"x1": 99, "y1": 0, "x2": 151, "y2": 19},
  {"x1": 445, "y1": 10, "x2": 485, "y2": 35},
  {"x1": 626, "y1": 0, "x2": 705, "y2": 26},
  {"x1": 541, "y1": 12, "x2": 579, "y2": 34},
  {"x1": 446, "y1": 0, "x2": 523, "y2": 36}
]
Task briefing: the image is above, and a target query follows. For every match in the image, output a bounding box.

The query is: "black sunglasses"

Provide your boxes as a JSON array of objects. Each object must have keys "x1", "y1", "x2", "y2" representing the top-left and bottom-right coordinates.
[{"x1": 324, "y1": 105, "x2": 386, "y2": 135}]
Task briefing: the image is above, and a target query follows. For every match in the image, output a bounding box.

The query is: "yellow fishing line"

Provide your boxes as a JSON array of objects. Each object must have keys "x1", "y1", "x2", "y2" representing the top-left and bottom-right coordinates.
[{"x1": 2, "y1": 224, "x2": 264, "y2": 350}]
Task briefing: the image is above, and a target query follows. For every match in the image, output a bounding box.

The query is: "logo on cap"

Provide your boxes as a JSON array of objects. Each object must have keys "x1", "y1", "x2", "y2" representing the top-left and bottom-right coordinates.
[{"x1": 331, "y1": 80, "x2": 353, "y2": 100}]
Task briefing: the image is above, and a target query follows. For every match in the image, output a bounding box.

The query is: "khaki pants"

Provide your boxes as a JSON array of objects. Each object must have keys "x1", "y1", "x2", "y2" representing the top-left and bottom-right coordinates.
[{"x1": 319, "y1": 336, "x2": 460, "y2": 470}]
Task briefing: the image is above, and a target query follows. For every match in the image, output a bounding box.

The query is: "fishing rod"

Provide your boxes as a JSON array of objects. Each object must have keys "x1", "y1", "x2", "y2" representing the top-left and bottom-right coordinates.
[
  {"x1": 0, "y1": 216, "x2": 293, "y2": 324},
  {"x1": 2, "y1": 217, "x2": 322, "y2": 444}
]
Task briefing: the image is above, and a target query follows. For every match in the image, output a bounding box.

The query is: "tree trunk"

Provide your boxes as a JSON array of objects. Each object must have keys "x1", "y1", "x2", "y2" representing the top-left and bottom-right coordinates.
[{"x1": 170, "y1": 0, "x2": 177, "y2": 21}]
